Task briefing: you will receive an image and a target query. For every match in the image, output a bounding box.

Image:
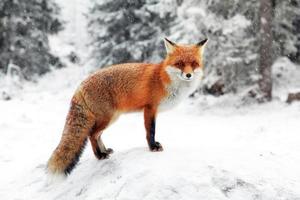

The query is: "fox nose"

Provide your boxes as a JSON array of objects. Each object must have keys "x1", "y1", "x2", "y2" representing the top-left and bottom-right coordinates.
[{"x1": 186, "y1": 73, "x2": 192, "y2": 78}]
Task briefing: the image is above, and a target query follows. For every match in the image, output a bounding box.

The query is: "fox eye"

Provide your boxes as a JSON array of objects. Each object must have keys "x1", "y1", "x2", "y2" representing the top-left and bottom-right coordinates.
[
  {"x1": 191, "y1": 61, "x2": 199, "y2": 67},
  {"x1": 174, "y1": 61, "x2": 184, "y2": 68}
]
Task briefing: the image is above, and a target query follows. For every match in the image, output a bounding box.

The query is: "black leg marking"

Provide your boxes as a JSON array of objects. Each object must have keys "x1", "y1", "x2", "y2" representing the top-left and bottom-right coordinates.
[
  {"x1": 94, "y1": 145, "x2": 113, "y2": 160},
  {"x1": 150, "y1": 118, "x2": 156, "y2": 146},
  {"x1": 149, "y1": 118, "x2": 163, "y2": 151},
  {"x1": 95, "y1": 146, "x2": 108, "y2": 160}
]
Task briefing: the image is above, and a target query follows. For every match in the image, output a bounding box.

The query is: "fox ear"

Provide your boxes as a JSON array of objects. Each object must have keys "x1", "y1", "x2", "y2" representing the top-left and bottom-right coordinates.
[
  {"x1": 197, "y1": 38, "x2": 208, "y2": 55},
  {"x1": 197, "y1": 38, "x2": 208, "y2": 47},
  {"x1": 164, "y1": 38, "x2": 176, "y2": 54}
]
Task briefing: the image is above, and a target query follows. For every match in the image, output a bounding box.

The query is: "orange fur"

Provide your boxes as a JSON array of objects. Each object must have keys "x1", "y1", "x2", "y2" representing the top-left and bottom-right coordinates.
[{"x1": 47, "y1": 39, "x2": 207, "y2": 175}]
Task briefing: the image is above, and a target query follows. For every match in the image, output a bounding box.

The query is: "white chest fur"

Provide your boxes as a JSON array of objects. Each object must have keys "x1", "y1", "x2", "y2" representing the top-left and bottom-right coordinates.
[{"x1": 158, "y1": 67, "x2": 202, "y2": 111}]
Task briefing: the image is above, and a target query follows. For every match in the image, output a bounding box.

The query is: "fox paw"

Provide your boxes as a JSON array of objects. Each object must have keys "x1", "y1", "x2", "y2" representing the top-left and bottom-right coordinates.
[
  {"x1": 96, "y1": 152, "x2": 110, "y2": 160},
  {"x1": 96, "y1": 148, "x2": 113, "y2": 160},
  {"x1": 150, "y1": 142, "x2": 163, "y2": 152},
  {"x1": 106, "y1": 148, "x2": 114, "y2": 154}
]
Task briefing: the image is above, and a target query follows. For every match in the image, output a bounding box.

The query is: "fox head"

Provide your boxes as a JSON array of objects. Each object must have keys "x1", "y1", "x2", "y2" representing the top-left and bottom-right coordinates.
[{"x1": 163, "y1": 38, "x2": 208, "y2": 82}]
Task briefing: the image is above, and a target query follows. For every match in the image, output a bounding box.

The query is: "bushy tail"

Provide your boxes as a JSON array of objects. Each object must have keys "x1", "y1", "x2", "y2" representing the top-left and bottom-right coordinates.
[{"x1": 47, "y1": 96, "x2": 95, "y2": 176}]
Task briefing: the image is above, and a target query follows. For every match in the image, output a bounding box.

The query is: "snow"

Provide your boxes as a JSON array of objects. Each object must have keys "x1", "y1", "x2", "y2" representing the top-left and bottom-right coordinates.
[
  {"x1": 1, "y1": 75, "x2": 300, "y2": 199},
  {"x1": 49, "y1": 0, "x2": 91, "y2": 64},
  {"x1": 222, "y1": 14, "x2": 251, "y2": 35},
  {"x1": 1, "y1": 0, "x2": 300, "y2": 199},
  {"x1": 273, "y1": 57, "x2": 300, "y2": 101}
]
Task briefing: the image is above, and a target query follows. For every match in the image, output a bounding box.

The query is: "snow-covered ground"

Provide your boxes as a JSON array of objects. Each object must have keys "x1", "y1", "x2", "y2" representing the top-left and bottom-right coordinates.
[
  {"x1": 1, "y1": 69, "x2": 300, "y2": 199},
  {"x1": 1, "y1": 0, "x2": 300, "y2": 199}
]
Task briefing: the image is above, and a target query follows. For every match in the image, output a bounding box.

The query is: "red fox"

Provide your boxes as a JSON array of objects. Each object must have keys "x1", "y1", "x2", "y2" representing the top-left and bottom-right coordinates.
[{"x1": 47, "y1": 38, "x2": 208, "y2": 176}]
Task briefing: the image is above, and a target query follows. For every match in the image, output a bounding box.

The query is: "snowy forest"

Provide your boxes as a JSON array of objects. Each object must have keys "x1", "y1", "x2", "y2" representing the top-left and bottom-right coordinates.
[{"x1": 1, "y1": 0, "x2": 300, "y2": 199}]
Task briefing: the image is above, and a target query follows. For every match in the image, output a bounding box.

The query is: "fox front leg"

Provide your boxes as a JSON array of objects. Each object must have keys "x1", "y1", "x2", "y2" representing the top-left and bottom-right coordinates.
[{"x1": 144, "y1": 105, "x2": 163, "y2": 152}]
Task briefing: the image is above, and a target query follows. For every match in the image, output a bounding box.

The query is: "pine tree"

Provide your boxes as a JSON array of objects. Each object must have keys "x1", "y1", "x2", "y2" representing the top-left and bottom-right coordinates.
[
  {"x1": 172, "y1": 0, "x2": 259, "y2": 94},
  {"x1": 273, "y1": 0, "x2": 300, "y2": 63},
  {"x1": 87, "y1": 0, "x2": 179, "y2": 67},
  {"x1": 0, "y1": 0, "x2": 63, "y2": 79}
]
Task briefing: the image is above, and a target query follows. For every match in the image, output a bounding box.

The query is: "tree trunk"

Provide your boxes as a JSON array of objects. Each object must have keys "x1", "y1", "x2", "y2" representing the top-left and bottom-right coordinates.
[{"x1": 259, "y1": 0, "x2": 273, "y2": 101}]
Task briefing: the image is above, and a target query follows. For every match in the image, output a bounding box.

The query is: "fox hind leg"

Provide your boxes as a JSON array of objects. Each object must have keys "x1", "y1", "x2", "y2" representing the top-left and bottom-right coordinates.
[
  {"x1": 89, "y1": 132, "x2": 113, "y2": 160},
  {"x1": 89, "y1": 118, "x2": 114, "y2": 160},
  {"x1": 97, "y1": 133, "x2": 114, "y2": 158}
]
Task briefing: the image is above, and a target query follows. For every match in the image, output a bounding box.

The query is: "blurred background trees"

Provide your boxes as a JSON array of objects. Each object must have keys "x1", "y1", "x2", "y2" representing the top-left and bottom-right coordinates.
[
  {"x1": 87, "y1": 0, "x2": 178, "y2": 66},
  {"x1": 1, "y1": 0, "x2": 300, "y2": 102},
  {"x1": 0, "y1": 0, "x2": 63, "y2": 80},
  {"x1": 87, "y1": 0, "x2": 300, "y2": 100},
  {"x1": 259, "y1": 0, "x2": 273, "y2": 101}
]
